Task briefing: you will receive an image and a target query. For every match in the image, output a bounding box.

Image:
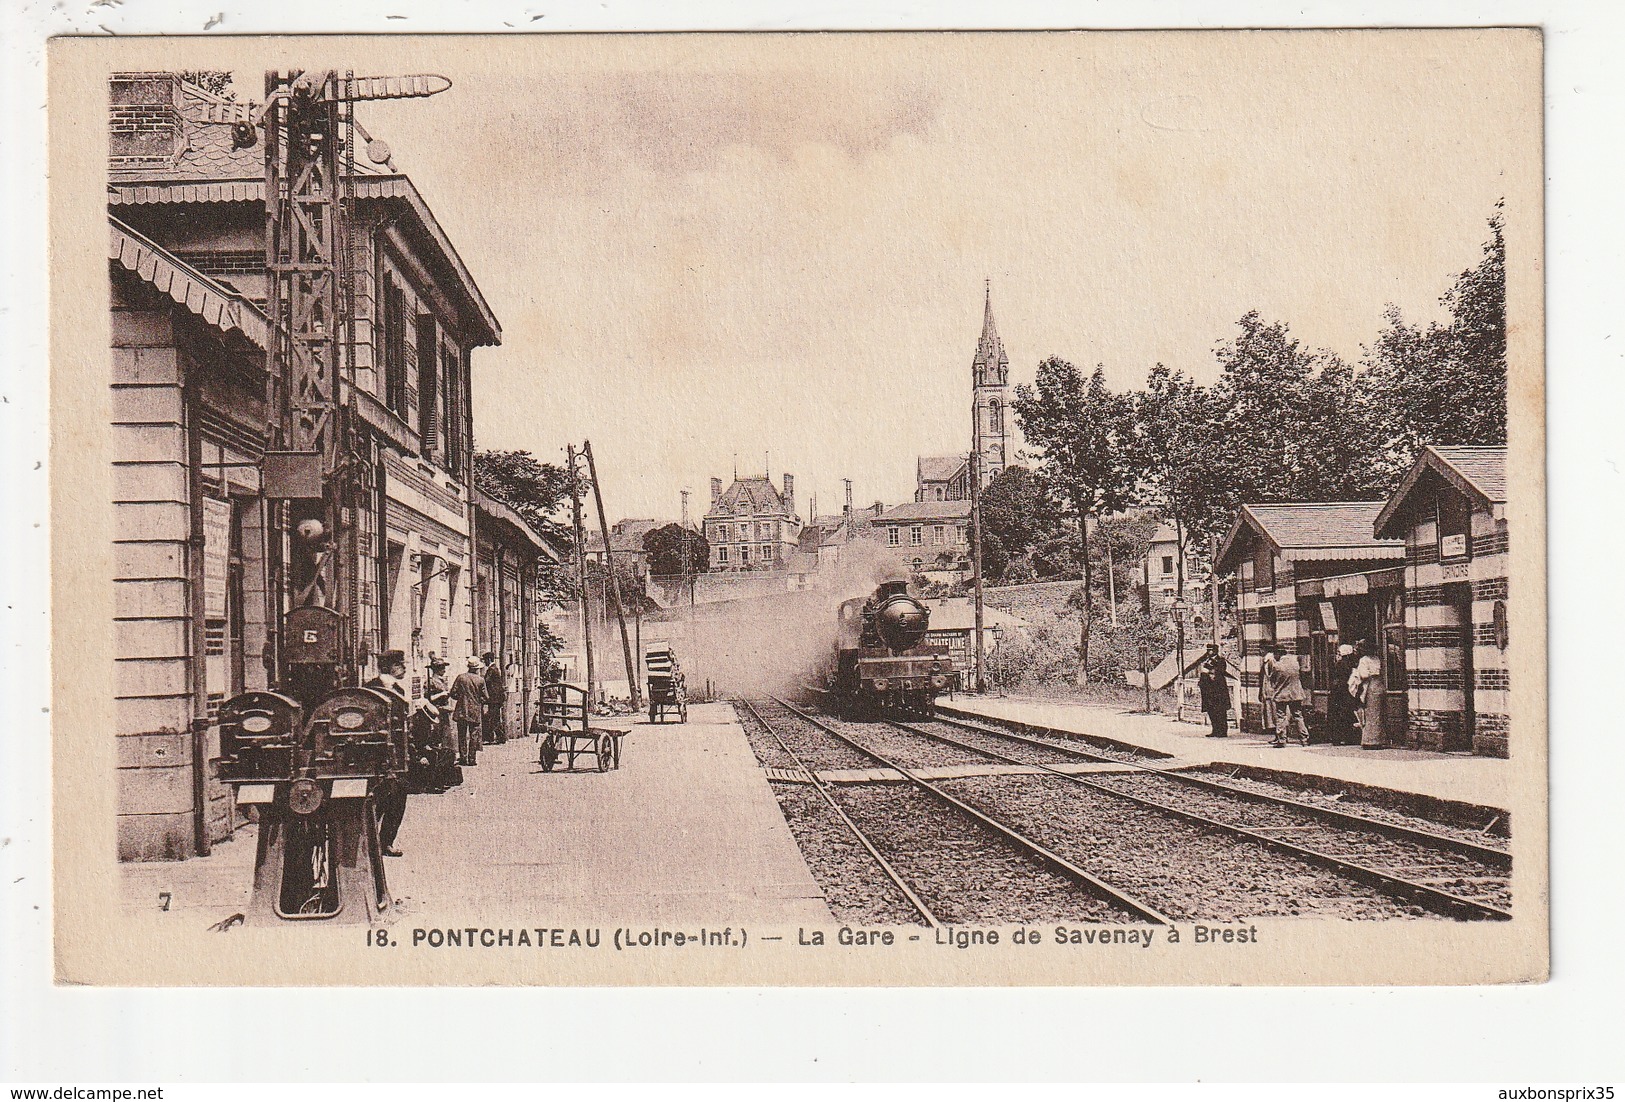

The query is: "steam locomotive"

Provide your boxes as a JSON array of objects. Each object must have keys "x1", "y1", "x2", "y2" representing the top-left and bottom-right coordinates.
[{"x1": 830, "y1": 580, "x2": 954, "y2": 717}]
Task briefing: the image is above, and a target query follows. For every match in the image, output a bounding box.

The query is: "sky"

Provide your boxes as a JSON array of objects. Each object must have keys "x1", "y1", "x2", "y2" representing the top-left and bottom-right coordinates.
[{"x1": 321, "y1": 31, "x2": 1535, "y2": 523}]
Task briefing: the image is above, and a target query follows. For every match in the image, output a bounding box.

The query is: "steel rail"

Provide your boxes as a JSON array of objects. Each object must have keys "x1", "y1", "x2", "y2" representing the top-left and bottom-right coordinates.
[
  {"x1": 739, "y1": 699, "x2": 941, "y2": 929},
  {"x1": 768, "y1": 698, "x2": 1174, "y2": 926},
  {"x1": 888, "y1": 716, "x2": 1510, "y2": 923},
  {"x1": 928, "y1": 711, "x2": 1511, "y2": 868}
]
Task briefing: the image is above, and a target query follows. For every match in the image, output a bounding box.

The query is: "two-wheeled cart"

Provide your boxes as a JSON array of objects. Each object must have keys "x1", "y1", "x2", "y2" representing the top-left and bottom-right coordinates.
[{"x1": 533, "y1": 682, "x2": 623, "y2": 772}]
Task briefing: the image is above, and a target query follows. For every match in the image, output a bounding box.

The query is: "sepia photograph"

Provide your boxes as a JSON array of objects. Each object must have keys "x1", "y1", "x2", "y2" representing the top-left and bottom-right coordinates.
[{"x1": 49, "y1": 27, "x2": 1545, "y2": 987}]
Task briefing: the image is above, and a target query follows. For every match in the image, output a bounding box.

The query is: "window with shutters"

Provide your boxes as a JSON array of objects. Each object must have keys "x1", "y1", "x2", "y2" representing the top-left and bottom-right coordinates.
[
  {"x1": 416, "y1": 314, "x2": 438, "y2": 452},
  {"x1": 383, "y1": 279, "x2": 409, "y2": 418}
]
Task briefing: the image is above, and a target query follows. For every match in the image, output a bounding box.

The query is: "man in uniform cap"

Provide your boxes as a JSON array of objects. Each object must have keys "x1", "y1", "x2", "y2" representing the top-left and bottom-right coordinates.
[{"x1": 365, "y1": 650, "x2": 412, "y2": 856}]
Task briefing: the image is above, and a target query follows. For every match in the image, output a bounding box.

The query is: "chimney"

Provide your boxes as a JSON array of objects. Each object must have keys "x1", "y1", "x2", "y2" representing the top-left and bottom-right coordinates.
[
  {"x1": 710, "y1": 477, "x2": 723, "y2": 505},
  {"x1": 872, "y1": 501, "x2": 885, "y2": 517},
  {"x1": 782, "y1": 473, "x2": 794, "y2": 507},
  {"x1": 109, "y1": 73, "x2": 186, "y2": 167}
]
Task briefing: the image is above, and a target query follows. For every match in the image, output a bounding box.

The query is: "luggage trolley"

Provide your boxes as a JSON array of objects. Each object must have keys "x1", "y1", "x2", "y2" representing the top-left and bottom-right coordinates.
[
  {"x1": 532, "y1": 682, "x2": 623, "y2": 772},
  {"x1": 645, "y1": 645, "x2": 688, "y2": 724}
]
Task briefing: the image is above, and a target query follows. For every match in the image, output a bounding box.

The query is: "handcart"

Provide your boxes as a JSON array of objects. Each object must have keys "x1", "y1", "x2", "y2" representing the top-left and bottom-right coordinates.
[
  {"x1": 645, "y1": 645, "x2": 688, "y2": 724},
  {"x1": 532, "y1": 682, "x2": 623, "y2": 772}
]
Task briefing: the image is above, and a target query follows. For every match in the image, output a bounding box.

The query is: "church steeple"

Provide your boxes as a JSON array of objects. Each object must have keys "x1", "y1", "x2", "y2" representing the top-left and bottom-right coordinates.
[
  {"x1": 973, "y1": 279, "x2": 1009, "y2": 388},
  {"x1": 972, "y1": 280, "x2": 1010, "y2": 485}
]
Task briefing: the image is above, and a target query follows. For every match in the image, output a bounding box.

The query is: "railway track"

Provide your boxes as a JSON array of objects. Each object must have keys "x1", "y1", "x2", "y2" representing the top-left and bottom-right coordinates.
[
  {"x1": 881, "y1": 713, "x2": 1511, "y2": 922},
  {"x1": 742, "y1": 698, "x2": 1172, "y2": 927}
]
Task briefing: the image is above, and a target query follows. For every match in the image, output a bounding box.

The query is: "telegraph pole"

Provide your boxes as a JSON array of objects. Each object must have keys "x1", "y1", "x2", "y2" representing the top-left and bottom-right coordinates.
[
  {"x1": 568, "y1": 444, "x2": 594, "y2": 700},
  {"x1": 583, "y1": 440, "x2": 641, "y2": 711},
  {"x1": 970, "y1": 414, "x2": 987, "y2": 695}
]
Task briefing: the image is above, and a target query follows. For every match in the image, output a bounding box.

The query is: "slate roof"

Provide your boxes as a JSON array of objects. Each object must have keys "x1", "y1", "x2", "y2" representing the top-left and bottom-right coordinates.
[
  {"x1": 917, "y1": 455, "x2": 966, "y2": 483},
  {"x1": 707, "y1": 477, "x2": 789, "y2": 517},
  {"x1": 110, "y1": 79, "x2": 393, "y2": 185},
  {"x1": 877, "y1": 500, "x2": 972, "y2": 523},
  {"x1": 1374, "y1": 445, "x2": 1509, "y2": 538},
  {"x1": 584, "y1": 519, "x2": 668, "y2": 555},
  {"x1": 110, "y1": 215, "x2": 268, "y2": 348},
  {"x1": 1216, "y1": 502, "x2": 1403, "y2": 573},
  {"x1": 1433, "y1": 446, "x2": 1508, "y2": 503}
]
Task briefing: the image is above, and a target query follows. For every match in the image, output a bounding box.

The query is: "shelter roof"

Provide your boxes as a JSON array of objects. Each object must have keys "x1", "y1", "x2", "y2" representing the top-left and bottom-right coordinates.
[
  {"x1": 473, "y1": 490, "x2": 560, "y2": 561},
  {"x1": 1374, "y1": 446, "x2": 1509, "y2": 538},
  {"x1": 1215, "y1": 502, "x2": 1402, "y2": 574},
  {"x1": 109, "y1": 215, "x2": 268, "y2": 349}
]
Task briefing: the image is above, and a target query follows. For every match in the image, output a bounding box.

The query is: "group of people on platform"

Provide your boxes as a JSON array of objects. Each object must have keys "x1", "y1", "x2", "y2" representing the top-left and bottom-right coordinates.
[
  {"x1": 1195, "y1": 639, "x2": 1389, "y2": 749},
  {"x1": 366, "y1": 648, "x2": 511, "y2": 859}
]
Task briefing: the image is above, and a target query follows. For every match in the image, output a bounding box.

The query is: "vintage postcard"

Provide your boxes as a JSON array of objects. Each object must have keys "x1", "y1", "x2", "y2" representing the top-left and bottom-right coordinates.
[{"x1": 51, "y1": 29, "x2": 1546, "y2": 986}]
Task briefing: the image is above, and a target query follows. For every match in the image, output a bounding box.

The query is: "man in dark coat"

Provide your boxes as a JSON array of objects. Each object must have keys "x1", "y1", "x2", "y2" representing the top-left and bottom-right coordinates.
[
  {"x1": 1328, "y1": 643, "x2": 1361, "y2": 746},
  {"x1": 482, "y1": 650, "x2": 509, "y2": 745},
  {"x1": 1198, "y1": 646, "x2": 1231, "y2": 738},
  {"x1": 420, "y1": 654, "x2": 457, "y2": 790},
  {"x1": 365, "y1": 650, "x2": 413, "y2": 857},
  {"x1": 451, "y1": 655, "x2": 489, "y2": 767}
]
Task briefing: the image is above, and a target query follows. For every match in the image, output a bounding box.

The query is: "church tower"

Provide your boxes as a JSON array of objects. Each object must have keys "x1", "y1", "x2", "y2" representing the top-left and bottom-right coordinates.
[{"x1": 972, "y1": 281, "x2": 1010, "y2": 485}]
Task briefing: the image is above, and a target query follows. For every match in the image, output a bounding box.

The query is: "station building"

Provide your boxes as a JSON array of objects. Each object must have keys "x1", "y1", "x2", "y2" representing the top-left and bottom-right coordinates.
[
  {"x1": 472, "y1": 491, "x2": 563, "y2": 741},
  {"x1": 1373, "y1": 446, "x2": 1510, "y2": 757},
  {"x1": 1214, "y1": 503, "x2": 1404, "y2": 733},
  {"x1": 1215, "y1": 446, "x2": 1512, "y2": 757},
  {"x1": 109, "y1": 73, "x2": 507, "y2": 859}
]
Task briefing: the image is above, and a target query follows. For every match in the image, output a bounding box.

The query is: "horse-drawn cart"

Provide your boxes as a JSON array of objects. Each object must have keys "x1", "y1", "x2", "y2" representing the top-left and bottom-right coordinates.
[
  {"x1": 645, "y1": 645, "x2": 688, "y2": 724},
  {"x1": 532, "y1": 682, "x2": 623, "y2": 772}
]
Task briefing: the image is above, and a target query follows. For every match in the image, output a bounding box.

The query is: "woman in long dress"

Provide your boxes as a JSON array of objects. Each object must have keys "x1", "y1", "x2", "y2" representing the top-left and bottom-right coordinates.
[{"x1": 1351, "y1": 639, "x2": 1386, "y2": 749}]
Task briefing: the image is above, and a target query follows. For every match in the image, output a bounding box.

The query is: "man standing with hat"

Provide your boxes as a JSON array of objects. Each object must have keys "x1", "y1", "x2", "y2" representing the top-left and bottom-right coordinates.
[
  {"x1": 423, "y1": 654, "x2": 457, "y2": 789},
  {"x1": 482, "y1": 650, "x2": 508, "y2": 746},
  {"x1": 451, "y1": 655, "x2": 489, "y2": 767}
]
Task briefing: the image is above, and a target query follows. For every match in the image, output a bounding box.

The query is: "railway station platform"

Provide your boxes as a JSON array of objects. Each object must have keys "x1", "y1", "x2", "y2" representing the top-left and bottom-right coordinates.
[
  {"x1": 942, "y1": 694, "x2": 1514, "y2": 817},
  {"x1": 120, "y1": 702, "x2": 833, "y2": 927}
]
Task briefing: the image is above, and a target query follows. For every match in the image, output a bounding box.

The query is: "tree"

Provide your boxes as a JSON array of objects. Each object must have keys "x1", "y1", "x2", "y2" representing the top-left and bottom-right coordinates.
[
  {"x1": 584, "y1": 556, "x2": 654, "y2": 615},
  {"x1": 1013, "y1": 360, "x2": 1138, "y2": 681},
  {"x1": 1364, "y1": 208, "x2": 1507, "y2": 457},
  {"x1": 1129, "y1": 365, "x2": 1230, "y2": 612},
  {"x1": 642, "y1": 523, "x2": 710, "y2": 578},
  {"x1": 536, "y1": 622, "x2": 567, "y2": 679},
  {"x1": 474, "y1": 450, "x2": 572, "y2": 536},
  {"x1": 474, "y1": 448, "x2": 576, "y2": 607},
  {"x1": 980, "y1": 465, "x2": 1057, "y2": 563}
]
